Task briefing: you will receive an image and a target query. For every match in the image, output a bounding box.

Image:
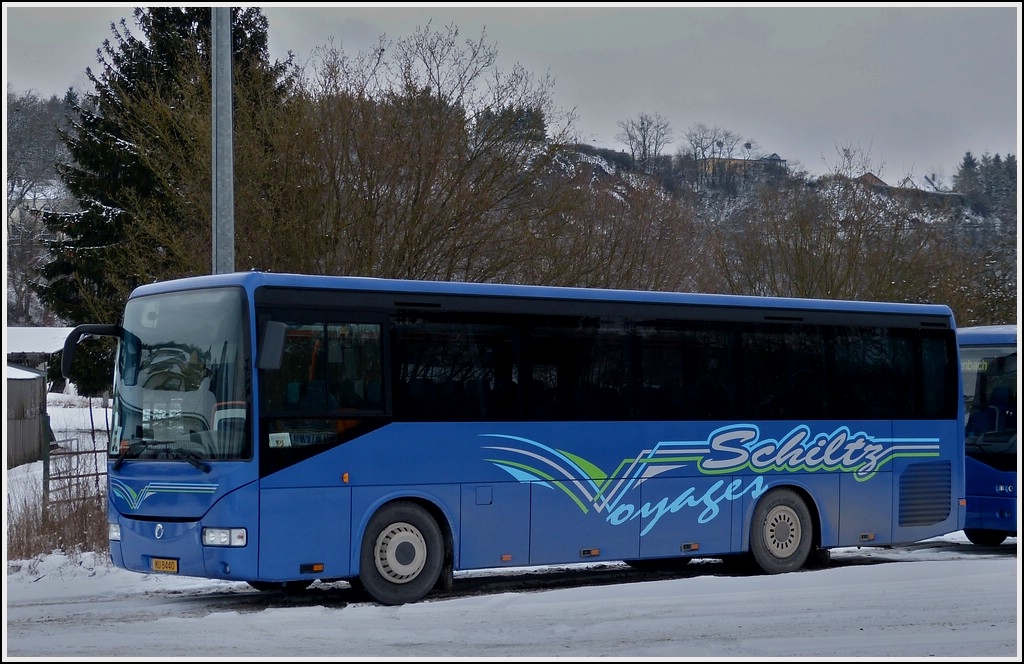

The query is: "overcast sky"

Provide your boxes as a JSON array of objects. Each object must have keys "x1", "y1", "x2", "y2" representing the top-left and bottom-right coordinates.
[{"x1": 3, "y1": 3, "x2": 1020, "y2": 180}]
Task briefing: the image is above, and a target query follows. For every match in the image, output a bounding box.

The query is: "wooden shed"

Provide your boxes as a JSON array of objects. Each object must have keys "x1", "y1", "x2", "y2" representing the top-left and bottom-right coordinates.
[
  {"x1": 5, "y1": 327, "x2": 72, "y2": 468},
  {"x1": 6, "y1": 364, "x2": 50, "y2": 468}
]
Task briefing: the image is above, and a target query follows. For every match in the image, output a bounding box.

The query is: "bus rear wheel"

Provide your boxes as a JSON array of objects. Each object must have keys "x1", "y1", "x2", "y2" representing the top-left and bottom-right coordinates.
[
  {"x1": 359, "y1": 501, "x2": 443, "y2": 605},
  {"x1": 963, "y1": 528, "x2": 1009, "y2": 546},
  {"x1": 750, "y1": 488, "x2": 813, "y2": 574}
]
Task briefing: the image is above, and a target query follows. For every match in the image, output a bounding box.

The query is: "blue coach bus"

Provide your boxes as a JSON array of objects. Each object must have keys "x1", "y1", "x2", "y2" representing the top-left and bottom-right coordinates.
[
  {"x1": 958, "y1": 324, "x2": 1017, "y2": 546},
  {"x1": 63, "y1": 272, "x2": 965, "y2": 605}
]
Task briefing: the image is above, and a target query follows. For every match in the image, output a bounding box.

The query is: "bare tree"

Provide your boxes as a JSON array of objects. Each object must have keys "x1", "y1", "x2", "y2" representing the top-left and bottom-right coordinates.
[
  {"x1": 6, "y1": 87, "x2": 75, "y2": 324},
  {"x1": 522, "y1": 164, "x2": 704, "y2": 292},
  {"x1": 616, "y1": 112, "x2": 673, "y2": 174},
  {"x1": 680, "y1": 122, "x2": 747, "y2": 192},
  {"x1": 264, "y1": 23, "x2": 582, "y2": 283},
  {"x1": 708, "y1": 144, "x2": 957, "y2": 303}
]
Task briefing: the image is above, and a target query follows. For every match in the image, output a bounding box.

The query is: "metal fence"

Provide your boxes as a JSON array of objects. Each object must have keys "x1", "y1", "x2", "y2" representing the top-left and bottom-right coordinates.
[{"x1": 43, "y1": 434, "x2": 108, "y2": 517}]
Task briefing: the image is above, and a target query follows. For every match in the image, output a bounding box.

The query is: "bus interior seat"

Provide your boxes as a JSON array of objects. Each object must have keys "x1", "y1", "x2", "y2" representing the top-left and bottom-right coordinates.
[
  {"x1": 338, "y1": 378, "x2": 365, "y2": 410},
  {"x1": 300, "y1": 379, "x2": 337, "y2": 410}
]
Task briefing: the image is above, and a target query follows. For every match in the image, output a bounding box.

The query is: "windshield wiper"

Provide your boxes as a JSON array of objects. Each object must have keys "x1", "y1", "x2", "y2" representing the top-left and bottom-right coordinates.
[
  {"x1": 112, "y1": 439, "x2": 211, "y2": 473},
  {"x1": 113, "y1": 439, "x2": 166, "y2": 470},
  {"x1": 175, "y1": 449, "x2": 212, "y2": 473}
]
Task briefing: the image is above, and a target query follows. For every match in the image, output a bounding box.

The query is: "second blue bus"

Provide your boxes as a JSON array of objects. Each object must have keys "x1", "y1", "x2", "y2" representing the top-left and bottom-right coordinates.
[{"x1": 958, "y1": 324, "x2": 1017, "y2": 546}]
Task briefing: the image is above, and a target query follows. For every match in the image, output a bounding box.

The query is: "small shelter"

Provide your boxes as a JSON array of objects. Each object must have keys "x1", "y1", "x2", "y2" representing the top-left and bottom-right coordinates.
[
  {"x1": 5, "y1": 327, "x2": 74, "y2": 467},
  {"x1": 6, "y1": 364, "x2": 50, "y2": 468}
]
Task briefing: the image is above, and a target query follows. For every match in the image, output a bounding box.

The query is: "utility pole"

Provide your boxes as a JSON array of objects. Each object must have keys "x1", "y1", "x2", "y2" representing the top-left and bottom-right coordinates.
[{"x1": 211, "y1": 7, "x2": 235, "y2": 274}]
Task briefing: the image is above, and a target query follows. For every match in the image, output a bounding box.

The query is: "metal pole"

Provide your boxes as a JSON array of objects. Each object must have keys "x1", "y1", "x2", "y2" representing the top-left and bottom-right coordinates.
[{"x1": 212, "y1": 7, "x2": 235, "y2": 274}]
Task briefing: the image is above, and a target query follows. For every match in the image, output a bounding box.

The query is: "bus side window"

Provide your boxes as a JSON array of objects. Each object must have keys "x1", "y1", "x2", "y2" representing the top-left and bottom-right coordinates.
[{"x1": 260, "y1": 323, "x2": 323, "y2": 411}]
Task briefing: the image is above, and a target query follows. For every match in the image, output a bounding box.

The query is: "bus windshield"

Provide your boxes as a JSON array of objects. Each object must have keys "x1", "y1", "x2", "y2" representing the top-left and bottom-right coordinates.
[
  {"x1": 961, "y1": 342, "x2": 1016, "y2": 471},
  {"x1": 111, "y1": 287, "x2": 249, "y2": 464}
]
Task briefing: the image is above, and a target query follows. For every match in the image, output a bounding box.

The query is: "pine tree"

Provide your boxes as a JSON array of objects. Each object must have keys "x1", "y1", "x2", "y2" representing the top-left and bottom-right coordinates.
[
  {"x1": 980, "y1": 152, "x2": 1017, "y2": 227},
  {"x1": 995, "y1": 153, "x2": 1017, "y2": 226},
  {"x1": 951, "y1": 151, "x2": 989, "y2": 215},
  {"x1": 35, "y1": 7, "x2": 290, "y2": 394}
]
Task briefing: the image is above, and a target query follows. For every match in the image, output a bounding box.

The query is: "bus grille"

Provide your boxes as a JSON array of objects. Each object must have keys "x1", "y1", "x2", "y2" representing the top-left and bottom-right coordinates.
[{"x1": 898, "y1": 461, "x2": 952, "y2": 526}]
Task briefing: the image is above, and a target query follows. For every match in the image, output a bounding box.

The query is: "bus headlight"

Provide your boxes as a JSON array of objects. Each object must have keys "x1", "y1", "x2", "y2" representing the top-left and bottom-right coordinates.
[
  {"x1": 202, "y1": 527, "x2": 247, "y2": 547},
  {"x1": 108, "y1": 523, "x2": 121, "y2": 541}
]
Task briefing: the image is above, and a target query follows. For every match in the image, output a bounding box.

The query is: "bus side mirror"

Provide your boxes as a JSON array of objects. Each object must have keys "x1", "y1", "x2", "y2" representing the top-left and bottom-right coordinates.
[
  {"x1": 62, "y1": 324, "x2": 122, "y2": 379},
  {"x1": 257, "y1": 321, "x2": 287, "y2": 371}
]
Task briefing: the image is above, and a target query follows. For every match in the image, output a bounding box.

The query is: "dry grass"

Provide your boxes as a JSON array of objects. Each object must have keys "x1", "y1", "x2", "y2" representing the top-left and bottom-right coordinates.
[
  {"x1": 6, "y1": 491, "x2": 107, "y2": 560},
  {"x1": 7, "y1": 447, "x2": 109, "y2": 560}
]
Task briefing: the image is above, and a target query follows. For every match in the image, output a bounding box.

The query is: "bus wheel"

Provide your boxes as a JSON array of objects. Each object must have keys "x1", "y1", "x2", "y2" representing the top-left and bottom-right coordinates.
[
  {"x1": 963, "y1": 528, "x2": 1009, "y2": 546},
  {"x1": 750, "y1": 488, "x2": 813, "y2": 574},
  {"x1": 359, "y1": 501, "x2": 443, "y2": 605}
]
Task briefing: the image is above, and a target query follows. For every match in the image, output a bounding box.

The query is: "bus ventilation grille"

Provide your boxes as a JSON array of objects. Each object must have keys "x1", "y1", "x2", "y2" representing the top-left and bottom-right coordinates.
[{"x1": 898, "y1": 461, "x2": 952, "y2": 527}]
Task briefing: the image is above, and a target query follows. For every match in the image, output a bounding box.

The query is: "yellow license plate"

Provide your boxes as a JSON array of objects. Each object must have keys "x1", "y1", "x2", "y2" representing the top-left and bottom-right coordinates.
[{"x1": 151, "y1": 557, "x2": 179, "y2": 573}]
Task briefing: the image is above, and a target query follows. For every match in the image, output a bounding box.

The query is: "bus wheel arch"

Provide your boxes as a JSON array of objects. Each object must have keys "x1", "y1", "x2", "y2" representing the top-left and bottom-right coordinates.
[
  {"x1": 749, "y1": 486, "x2": 817, "y2": 574},
  {"x1": 357, "y1": 499, "x2": 451, "y2": 605}
]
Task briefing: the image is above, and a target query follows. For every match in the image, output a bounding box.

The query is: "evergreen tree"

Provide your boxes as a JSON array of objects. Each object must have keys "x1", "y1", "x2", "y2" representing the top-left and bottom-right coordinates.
[
  {"x1": 980, "y1": 152, "x2": 1017, "y2": 226},
  {"x1": 995, "y1": 153, "x2": 1017, "y2": 226},
  {"x1": 35, "y1": 7, "x2": 291, "y2": 394},
  {"x1": 952, "y1": 151, "x2": 989, "y2": 215}
]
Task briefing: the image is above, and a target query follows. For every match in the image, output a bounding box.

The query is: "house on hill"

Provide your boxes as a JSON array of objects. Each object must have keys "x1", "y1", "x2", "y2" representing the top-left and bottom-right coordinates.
[
  {"x1": 856, "y1": 172, "x2": 888, "y2": 188},
  {"x1": 698, "y1": 152, "x2": 788, "y2": 178}
]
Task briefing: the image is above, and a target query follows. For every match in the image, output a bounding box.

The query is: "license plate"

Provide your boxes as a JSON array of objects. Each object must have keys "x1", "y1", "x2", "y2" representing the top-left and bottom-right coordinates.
[{"x1": 151, "y1": 557, "x2": 179, "y2": 573}]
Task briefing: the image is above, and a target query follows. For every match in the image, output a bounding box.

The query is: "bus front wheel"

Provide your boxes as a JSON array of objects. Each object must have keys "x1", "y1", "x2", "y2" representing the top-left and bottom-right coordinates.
[
  {"x1": 750, "y1": 488, "x2": 813, "y2": 574},
  {"x1": 359, "y1": 501, "x2": 444, "y2": 605}
]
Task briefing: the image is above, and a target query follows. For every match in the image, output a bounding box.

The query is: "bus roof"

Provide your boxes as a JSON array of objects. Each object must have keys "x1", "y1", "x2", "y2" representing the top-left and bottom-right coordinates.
[
  {"x1": 956, "y1": 324, "x2": 1017, "y2": 346},
  {"x1": 129, "y1": 271, "x2": 956, "y2": 319}
]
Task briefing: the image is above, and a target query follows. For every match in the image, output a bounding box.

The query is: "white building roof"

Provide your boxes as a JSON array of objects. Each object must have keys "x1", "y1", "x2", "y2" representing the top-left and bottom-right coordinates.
[
  {"x1": 5, "y1": 327, "x2": 76, "y2": 381},
  {"x1": 6, "y1": 364, "x2": 45, "y2": 380},
  {"x1": 5, "y1": 327, "x2": 76, "y2": 354}
]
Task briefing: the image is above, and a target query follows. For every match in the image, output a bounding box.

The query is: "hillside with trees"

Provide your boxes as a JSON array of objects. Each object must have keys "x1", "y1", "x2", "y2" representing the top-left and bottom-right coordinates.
[{"x1": 6, "y1": 8, "x2": 1017, "y2": 393}]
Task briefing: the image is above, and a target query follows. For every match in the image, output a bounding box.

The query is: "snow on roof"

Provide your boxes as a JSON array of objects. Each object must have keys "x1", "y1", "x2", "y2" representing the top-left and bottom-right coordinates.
[
  {"x1": 5, "y1": 327, "x2": 76, "y2": 354},
  {"x1": 5, "y1": 363, "x2": 46, "y2": 380}
]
